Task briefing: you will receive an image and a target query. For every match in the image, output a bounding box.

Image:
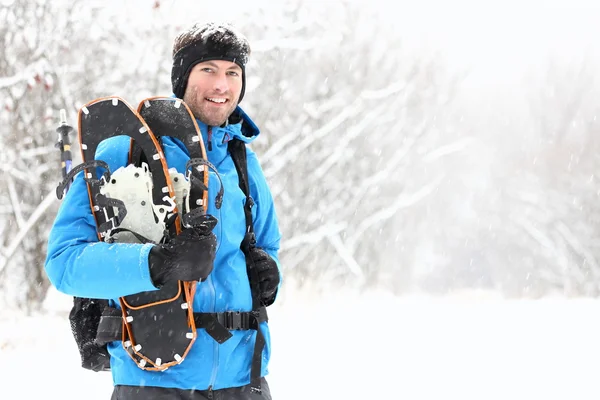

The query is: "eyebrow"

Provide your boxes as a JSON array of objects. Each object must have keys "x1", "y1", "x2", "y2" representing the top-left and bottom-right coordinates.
[{"x1": 202, "y1": 61, "x2": 241, "y2": 71}]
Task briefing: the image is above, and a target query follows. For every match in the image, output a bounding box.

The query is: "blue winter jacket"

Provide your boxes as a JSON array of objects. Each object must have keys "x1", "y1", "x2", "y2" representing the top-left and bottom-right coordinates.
[{"x1": 44, "y1": 106, "x2": 282, "y2": 390}]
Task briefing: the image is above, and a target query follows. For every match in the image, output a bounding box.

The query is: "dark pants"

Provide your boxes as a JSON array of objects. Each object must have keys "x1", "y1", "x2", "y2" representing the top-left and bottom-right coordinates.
[{"x1": 110, "y1": 378, "x2": 272, "y2": 400}]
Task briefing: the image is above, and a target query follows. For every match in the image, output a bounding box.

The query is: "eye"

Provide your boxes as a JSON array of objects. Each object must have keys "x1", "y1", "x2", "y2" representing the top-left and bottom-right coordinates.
[
  {"x1": 201, "y1": 67, "x2": 213, "y2": 73},
  {"x1": 227, "y1": 71, "x2": 240, "y2": 77}
]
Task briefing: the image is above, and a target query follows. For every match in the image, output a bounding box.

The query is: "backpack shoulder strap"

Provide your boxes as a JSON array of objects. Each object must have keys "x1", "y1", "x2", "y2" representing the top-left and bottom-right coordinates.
[
  {"x1": 228, "y1": 138, "x2": 255, "y2": 250},
  {"x1": 227, "y1": 137, "x2": 266, "y2": 393}
]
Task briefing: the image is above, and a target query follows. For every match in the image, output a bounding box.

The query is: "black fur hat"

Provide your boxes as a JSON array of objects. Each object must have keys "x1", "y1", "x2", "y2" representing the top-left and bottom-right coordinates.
[{"x1": 171, "y1": 22, "x2": 251, "y2": 103}]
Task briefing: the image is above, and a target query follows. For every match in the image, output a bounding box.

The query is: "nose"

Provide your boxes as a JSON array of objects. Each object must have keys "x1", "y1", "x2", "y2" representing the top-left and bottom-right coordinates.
[{"x1": 212, "y1": 71, "x2": 229, "y2": 93}]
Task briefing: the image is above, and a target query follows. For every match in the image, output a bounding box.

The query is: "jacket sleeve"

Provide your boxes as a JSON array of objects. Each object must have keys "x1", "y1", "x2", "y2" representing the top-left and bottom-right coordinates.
[
  {"x1": 44, "y1": 136, "x2": 158, "y2": 299},
  {"x1": 247, "y1": 150, "x2": 283, "y2": 293}
]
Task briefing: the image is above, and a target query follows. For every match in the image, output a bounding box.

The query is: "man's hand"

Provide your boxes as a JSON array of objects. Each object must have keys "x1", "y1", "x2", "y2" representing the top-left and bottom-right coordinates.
[
  {"x1": 249, "y1": 248, "x2": 280, "y2": 307},
  {"x1": 148, "y1": 215, "x2": 218, "y2": 287}
]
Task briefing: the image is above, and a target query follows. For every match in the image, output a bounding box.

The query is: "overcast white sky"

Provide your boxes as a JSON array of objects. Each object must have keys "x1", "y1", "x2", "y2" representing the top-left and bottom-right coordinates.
[{"x1": 382, "y1": 2, "x2": 600, "y2": 88}]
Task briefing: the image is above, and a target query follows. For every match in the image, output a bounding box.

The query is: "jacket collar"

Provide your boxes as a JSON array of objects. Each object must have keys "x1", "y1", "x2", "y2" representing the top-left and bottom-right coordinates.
[{"x1": 195, "y1": 106, "x2": 260, "y2": 166}]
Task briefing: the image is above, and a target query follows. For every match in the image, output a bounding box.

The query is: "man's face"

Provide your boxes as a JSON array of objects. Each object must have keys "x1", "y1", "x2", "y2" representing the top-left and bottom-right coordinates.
[{"x1": 183, "y1": 60, "x2": 243, "y2": 127}]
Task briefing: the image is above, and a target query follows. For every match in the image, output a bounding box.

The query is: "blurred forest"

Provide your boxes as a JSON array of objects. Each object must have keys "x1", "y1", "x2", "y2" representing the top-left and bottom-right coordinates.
[{"x1": 1, "y1": 0, "x2": 600, "y2": 310}]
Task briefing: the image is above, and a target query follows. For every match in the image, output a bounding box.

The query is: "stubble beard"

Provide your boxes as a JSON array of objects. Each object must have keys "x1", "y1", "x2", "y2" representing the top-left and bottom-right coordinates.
[{"x1": 183, "y1": 90, "x2": 237, "y2": 127}]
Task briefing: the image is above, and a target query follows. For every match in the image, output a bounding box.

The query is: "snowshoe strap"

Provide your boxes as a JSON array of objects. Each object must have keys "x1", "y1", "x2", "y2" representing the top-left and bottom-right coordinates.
[
  {"x1": 56, "y1": 159, "x2": 111, "y2": 200},
  {"x1": 95, "y1": 193, "x2": 128, "y2": 235},
  {"x1": 185, "y1": 157, "x2": 224, "y2": 210},
  {"x1": 104, "y1": 227, "x2": 156, "y2": 245}
]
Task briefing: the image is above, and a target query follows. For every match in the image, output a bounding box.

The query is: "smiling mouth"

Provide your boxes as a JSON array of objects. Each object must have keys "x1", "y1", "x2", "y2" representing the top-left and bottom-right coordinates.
[{"x1": 206, "y1": 97, "x2": 228, "y2": 104}]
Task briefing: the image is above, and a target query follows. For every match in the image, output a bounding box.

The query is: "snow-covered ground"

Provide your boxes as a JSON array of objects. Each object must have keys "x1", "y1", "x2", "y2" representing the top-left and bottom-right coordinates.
[{"x1": 2, "y1": 286, "x2": 600, "y2": 400}]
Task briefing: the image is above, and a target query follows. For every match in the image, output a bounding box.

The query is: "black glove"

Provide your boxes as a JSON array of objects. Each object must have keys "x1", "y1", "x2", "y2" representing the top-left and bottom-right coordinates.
[
  {"x1": 148, "y1": 215, "x2": 218, "y2": 287},
  {"x1": 248, "y1": 248, "x2": 280, "y2": 307}
]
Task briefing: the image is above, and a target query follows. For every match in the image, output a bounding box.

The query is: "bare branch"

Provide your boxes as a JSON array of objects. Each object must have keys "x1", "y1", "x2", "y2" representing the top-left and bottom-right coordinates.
[
  {"x1": 280, "y1": 222, "x2": 347, "y2": 251},
  {"x1": 0, "y1": 189, "x2": 56, "y2": 279},
  {"x1": 6, "y1": 175, "x2": 25, "y2": 229},
  {"x1": 327, "y1": 233, "x2": 364, "y2": 279},
  {"x1": 348, "y1": 175, "x2": 444, "y2": 249}
]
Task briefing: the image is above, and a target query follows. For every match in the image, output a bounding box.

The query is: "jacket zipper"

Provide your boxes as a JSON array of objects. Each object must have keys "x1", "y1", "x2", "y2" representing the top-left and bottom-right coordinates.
[{"x1": 207, "y1": 127, "x2": 213, "y2": 151}]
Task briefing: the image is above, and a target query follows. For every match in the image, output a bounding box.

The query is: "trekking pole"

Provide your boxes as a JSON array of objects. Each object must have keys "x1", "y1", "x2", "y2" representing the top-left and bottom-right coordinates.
[
  {"x1": 56, "y1": 109, "x2": 73, "y2": 177},
  {"x1": 55, "y1": 108, "x2": 74, "y2": 195}
]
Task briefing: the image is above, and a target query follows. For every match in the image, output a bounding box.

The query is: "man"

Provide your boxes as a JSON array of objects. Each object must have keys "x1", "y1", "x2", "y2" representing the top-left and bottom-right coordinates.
[{"x1": 45, "y1": 22, "x2": 282, "y2": 400}]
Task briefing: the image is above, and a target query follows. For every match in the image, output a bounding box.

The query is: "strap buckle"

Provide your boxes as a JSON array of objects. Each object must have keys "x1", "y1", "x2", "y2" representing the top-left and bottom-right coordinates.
[{"x1": 218, "y1": 311, "x2": 249, "y2": 330}]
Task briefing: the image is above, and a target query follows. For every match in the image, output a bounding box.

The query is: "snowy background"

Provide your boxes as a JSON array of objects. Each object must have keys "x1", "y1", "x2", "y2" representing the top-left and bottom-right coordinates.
[
  {"x1": 3, "y1": 0, "x2": 600, "y2": 398},
  {"x1": 3, "y1": 285, "x2": 600, "y2": 399}
]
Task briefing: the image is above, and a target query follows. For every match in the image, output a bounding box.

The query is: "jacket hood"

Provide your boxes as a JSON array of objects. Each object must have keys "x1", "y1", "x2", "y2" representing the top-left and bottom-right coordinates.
[{"x1": 229, "y1": 106, "x2": 260, "y2": 143}]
